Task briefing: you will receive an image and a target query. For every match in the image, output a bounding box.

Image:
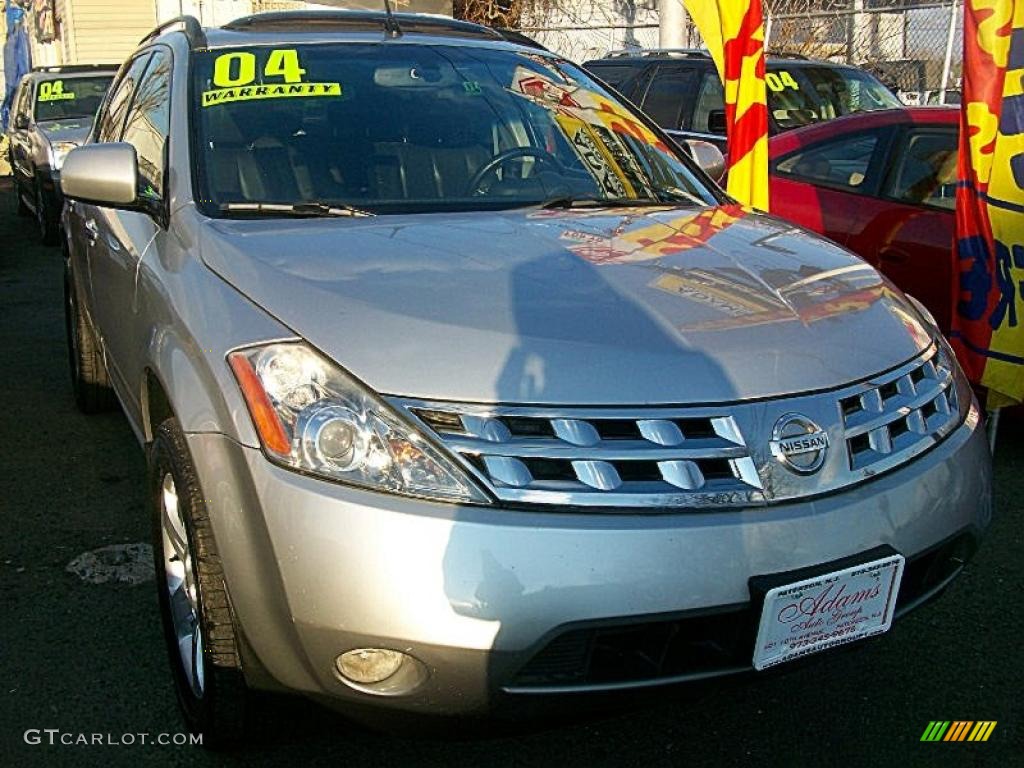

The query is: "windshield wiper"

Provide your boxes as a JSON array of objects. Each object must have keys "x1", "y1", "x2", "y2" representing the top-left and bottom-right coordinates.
[
  {"x1": 540, "y1": 196, "x2": 667, "y2": 210},
  {"x1": 219, "y1": 202, "x2": 375, "y2": 218}
]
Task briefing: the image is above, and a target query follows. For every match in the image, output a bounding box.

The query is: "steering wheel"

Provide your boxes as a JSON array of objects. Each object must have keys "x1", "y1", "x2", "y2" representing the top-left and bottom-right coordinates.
[{"x1": 465, "y1": 147, "x2": 564, "y2": 196}]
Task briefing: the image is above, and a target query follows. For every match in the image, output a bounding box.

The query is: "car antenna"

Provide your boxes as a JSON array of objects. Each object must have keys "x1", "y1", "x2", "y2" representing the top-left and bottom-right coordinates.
[{"x1": 383, "y1": 0, "x2": 403, "y2": 38}]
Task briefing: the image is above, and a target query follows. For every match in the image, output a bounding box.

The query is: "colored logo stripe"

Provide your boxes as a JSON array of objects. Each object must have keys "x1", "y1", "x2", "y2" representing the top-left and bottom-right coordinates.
[
  {"x1": 969, "y1": 721, "x2": 998, "y2": 741},
  {"x1": 944, "y1": 721, "x2": 974, "y2": 741},
  {"x1": 920, "y1": 721, "x2": 997, "y2": 742},
  {"x1": 921, "y1": 721, "x2": 950, "y2": 741}
]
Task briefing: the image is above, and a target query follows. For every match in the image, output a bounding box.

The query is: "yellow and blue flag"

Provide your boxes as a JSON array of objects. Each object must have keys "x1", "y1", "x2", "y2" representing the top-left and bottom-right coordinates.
[{"x1": 952, "y1": 0, "x2": 1024, "y2": 406}]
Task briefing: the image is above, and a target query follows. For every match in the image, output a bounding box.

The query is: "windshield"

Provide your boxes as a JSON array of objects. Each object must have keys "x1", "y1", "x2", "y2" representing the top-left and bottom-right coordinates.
[
  {"x1": 766, "y1": 64, "x2": 901, "y2": 130},
  {"x1": 34, "y1": 76, "x2": 112, "y2": 122},
  {"x1": 191, "y1": 44, "x2": 718, "y2": 216}
]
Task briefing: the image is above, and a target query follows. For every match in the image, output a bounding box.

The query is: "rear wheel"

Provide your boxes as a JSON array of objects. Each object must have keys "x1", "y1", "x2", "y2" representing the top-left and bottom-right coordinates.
[
  {"x1": 64, "y1": 258, "x2": 117, "y2": 413},
  {"x1": 150, "y1": 419, "x2": 251, "y2": 748}
]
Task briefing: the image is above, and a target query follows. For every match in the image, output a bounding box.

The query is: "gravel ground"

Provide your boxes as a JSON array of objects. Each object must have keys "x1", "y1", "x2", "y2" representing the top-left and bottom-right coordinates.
[{"x1": 0, "y1": 176, "x2": 1020, "y2": 767}]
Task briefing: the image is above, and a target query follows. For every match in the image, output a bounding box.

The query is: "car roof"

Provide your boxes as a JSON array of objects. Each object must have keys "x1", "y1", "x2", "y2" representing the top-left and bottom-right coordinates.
[
  {"x1": 145, "y1": 11, "x2": 534, "y2": 54},
  {"x1": 768, "y1": 107, "x2": 959, "y2": 156},
  {"x1": 584, "y1": 52, "x2": 865, "y2": 70},
  {"x1": 27, "y1": 66, "x2": 118, "y2": 82}
]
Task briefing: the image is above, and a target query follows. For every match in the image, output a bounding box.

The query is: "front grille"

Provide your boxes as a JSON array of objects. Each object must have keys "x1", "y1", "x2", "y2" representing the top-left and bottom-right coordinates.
[
  {"x1": 407, "y1": 407, "x2": 764, "y2": 508},
  {"x1": 509, "y1": 533, "x2": 976, "y2": 690},
  {"x1": 839, "y1": 345, "x2": 960, "y2": 471},
  {"x1": 391, "y1": 343, "x2": 965, "y2": 510}
]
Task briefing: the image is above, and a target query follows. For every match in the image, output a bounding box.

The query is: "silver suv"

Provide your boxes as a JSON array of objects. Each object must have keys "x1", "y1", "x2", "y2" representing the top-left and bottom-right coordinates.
[
  {"x1": 6, "y1": 65, "x2": 116, "y2": 244},
  {"x1": 60, "y1": 11, "x2": 992, "y2": 744}
]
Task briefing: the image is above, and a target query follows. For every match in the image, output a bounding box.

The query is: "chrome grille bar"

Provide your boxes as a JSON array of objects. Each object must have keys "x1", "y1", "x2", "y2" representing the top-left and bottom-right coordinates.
[{"x1": 390, "y1": 342, "x2": 966, "y2": 510}]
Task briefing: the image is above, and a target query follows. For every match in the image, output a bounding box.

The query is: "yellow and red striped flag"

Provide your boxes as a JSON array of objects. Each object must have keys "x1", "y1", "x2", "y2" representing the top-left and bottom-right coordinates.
[
  {"x1": 952, "y1": 0, "x2": 1024, "y2": 407},
  {"x1": 684, "y1": 0, "x2": 769, "y2": 210}
]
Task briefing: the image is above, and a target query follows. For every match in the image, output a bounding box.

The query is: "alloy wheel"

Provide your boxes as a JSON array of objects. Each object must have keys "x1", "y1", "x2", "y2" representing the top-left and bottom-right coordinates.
[{"x1": 159, "y1": 473, "x2": 205, "y2": 699}]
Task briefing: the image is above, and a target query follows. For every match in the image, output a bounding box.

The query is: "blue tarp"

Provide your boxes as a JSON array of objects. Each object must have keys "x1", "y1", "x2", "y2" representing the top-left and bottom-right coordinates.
[{"x1": 2, "y1": 1, "x2": 32, "y2": 131}]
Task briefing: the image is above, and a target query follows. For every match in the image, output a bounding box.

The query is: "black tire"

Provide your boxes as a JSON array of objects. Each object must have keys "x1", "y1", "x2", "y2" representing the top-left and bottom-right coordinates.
[
  {"x1": 64, "y1": 257, "x2": 117, "y2": 413},
  {"x1": 15, "y1": 176, "x2": 30, "y2": 217},
  {"x1": 36, "y1": 177, "x2": 58, "y2": 245},
  {"x1": 149, "y1": 418, "x2": 250, "y2": 748}
]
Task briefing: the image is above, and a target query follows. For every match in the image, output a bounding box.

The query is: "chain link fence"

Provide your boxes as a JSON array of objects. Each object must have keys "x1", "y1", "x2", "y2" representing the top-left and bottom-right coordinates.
[{"x1": 519, "y1": 0, "x2": 962, "y2": 104}]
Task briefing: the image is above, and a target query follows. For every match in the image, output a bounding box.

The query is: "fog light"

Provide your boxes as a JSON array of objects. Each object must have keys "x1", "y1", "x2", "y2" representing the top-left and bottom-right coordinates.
[{"x1": 336, "y1": 648, "x2": 406, "y2": 684}]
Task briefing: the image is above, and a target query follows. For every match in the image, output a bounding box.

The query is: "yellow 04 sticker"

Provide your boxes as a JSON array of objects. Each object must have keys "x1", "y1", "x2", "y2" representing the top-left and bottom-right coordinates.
[
  {"x1": 765, "y1": 71, "x2": 800, "y2": 93},
  {"x1": 38, "y1": 80, "x2": 76, "y2": 102},
  {"x1": 201, "y1": 48, "x2": 342, "y2": 108}
]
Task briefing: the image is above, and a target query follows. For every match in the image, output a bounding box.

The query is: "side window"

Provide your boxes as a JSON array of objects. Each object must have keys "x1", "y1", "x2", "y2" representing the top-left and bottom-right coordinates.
[
  {"x1": 886, "y1": 131, "x2": 958, "y2": 210},
  {"x1": 121, "y1": 49, "x2": 172, "y2": 202},
  {"x1": 640, "y1": 66, "x2": 697, "y2": 130},
  {"x1": 692, "y1": 73, "x2": 726, "y2": 135},
  {"x1": 585, "y1": 64, "x2": 641, "y2": 95},
  {"x1": 774, "y1": 132, "x2": 880, "y2": 191},
  {"x1": 97, "y1": 53, "x2": 152, "y2": 143},
  {"x1": 16, "y1": 83, "x2": 32, "y2": 121}
]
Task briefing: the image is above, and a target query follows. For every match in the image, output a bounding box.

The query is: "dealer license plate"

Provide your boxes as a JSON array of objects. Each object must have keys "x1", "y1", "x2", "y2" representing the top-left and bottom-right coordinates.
[{"x1": 752, "y1": 554, "x2": 905, "y2": 671}]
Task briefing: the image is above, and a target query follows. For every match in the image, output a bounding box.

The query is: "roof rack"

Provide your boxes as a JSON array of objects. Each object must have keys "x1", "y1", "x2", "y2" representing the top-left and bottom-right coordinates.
[
  {"x1": 31, "y1": 64, "x2": 119, "y2": 73},
  {"x1": 139, "y1": 15, "x2": 207, "y2": 49},
  {"x1": 494, "y1": 27, "x2": 549, "y2": 51},
  {"x1": 605, "y1": 48, "x2": 711, "y2": 59},
  {"x1": 767, "y1": 51, "x2": 810, "y2": 60},
  {"x1": 221, "y1": 10, "x2": 503, "y2": 42}
]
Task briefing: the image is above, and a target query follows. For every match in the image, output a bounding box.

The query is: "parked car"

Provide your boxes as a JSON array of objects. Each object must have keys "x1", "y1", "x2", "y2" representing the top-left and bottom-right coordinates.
[
  {"x1": 927, "y1": 89, "x2": 961, "y2": 106},
  {"x1": 60, "y1": 11, "x2": 990, "y2": 744},
  {"x1": 769, "y1": 107, "x2": 958, "y2": 332},
  {"x1": 583, "y1": 50, "x2": 902, "y2": 151},
  {"x1": 6, "y1": 65, "x2": 117, "y2": 244}
]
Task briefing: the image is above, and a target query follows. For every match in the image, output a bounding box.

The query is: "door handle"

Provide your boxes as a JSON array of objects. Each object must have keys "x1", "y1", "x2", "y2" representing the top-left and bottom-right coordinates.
[{"x1": 84, "y1": 219, "x2": 99, "y2": 246}]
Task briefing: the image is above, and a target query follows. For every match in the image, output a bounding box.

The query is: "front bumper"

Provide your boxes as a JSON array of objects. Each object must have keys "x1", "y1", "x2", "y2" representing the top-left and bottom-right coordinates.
[{"x1": 185, "y1": 402, "x2": 991, "y2": 718}]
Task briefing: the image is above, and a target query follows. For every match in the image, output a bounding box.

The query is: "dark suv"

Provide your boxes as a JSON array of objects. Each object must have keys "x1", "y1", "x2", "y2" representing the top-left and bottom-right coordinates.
[
  {"x1": 584, "y1": 50, "x2": 902, "y2": 151},
  {"x1": 6, "y1": 64, "x2": 117, "y2": 244}
]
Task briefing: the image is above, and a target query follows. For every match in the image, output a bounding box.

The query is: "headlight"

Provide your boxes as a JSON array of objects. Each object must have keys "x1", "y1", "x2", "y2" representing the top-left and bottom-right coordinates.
[
  {"x1": 906, "y1": 294, "x2": 940, "y2": 331},
  {"x1": 935, "y1": 336, "x2": 975, "y2": 427},
  {"x1": 51, "y1": 140, "x2": 79, "y2": 169},
  {"x1": 229, "y1": 343, "x2": 489, "y2": 504}
]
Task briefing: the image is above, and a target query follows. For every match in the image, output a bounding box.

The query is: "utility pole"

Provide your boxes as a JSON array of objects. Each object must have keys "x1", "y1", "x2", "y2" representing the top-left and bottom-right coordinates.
[
  {"x1": 660, "y1": 0, "x2": 688, "y2": 49},
  {"x1": 939, "y1": 0, "x2": 960, "y2": 104}
]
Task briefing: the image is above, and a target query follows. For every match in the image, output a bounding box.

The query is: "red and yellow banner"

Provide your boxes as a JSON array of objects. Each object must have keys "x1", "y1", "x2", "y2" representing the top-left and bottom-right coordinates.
[
  {"x1": 684, "y1": 0, "x2": 769, "y2": 210},
  {"x1": 952, "y1": 0, "x2": 1024, "y2": 407}
]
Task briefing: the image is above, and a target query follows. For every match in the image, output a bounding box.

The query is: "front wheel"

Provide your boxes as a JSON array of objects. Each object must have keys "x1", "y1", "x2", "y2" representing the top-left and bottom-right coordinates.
[
  {"x1": 14, "y1": 174, "x2": 30, "y2": 217},
  {"x1": 64, "y1": 260, "x2": 117, "y2": 413},
  {"x1": 149, "y1": 419, "x2": 251, "y2": 747},
  {"x1": 35, "y1": 178, "x2": 58, "y2": 245}
]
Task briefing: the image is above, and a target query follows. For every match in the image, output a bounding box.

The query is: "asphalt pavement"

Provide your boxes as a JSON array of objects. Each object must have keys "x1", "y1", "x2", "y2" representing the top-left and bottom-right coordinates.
[{"x1": 0, "y1": 176, "x2": 1020, "y2": 768}]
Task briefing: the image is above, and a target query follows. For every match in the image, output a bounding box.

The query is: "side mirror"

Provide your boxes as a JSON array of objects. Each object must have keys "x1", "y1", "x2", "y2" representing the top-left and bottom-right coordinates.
[
  {"x1": 61, "y1": 143, "x2": 139, "y2": 208},
  {"x1": 14, "y1": 114, "x2": 30, "y2": 130},
  {"x1": 708, "y1": 109, "x2": 727, "y2": 135},
  {"x1": 684, "y1": 139, "x2": 727, "y2": 184}
]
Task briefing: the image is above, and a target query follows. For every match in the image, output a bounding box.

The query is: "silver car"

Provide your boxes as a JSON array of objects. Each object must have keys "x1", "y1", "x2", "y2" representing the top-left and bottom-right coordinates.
[
  {"x1": 6, "y1": 65, "x2": 116, "y2": 244},
  {"x1": 59, "y1": 11, "x2": 991, "y2": 744}
]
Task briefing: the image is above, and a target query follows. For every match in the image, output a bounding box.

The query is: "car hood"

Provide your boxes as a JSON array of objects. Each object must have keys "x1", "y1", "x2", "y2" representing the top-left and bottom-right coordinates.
[
  {"x1": 38, "y1": 118, "x2": 91, "y2": 146},
  {"x1": 199, "y1": 205, "x2": 933, "y2": 405}
]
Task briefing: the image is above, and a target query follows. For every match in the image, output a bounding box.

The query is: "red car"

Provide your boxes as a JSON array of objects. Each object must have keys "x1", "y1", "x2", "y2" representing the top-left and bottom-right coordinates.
[{"x1": 769, "y1": 107, "x2": 958, "y2": 331}]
